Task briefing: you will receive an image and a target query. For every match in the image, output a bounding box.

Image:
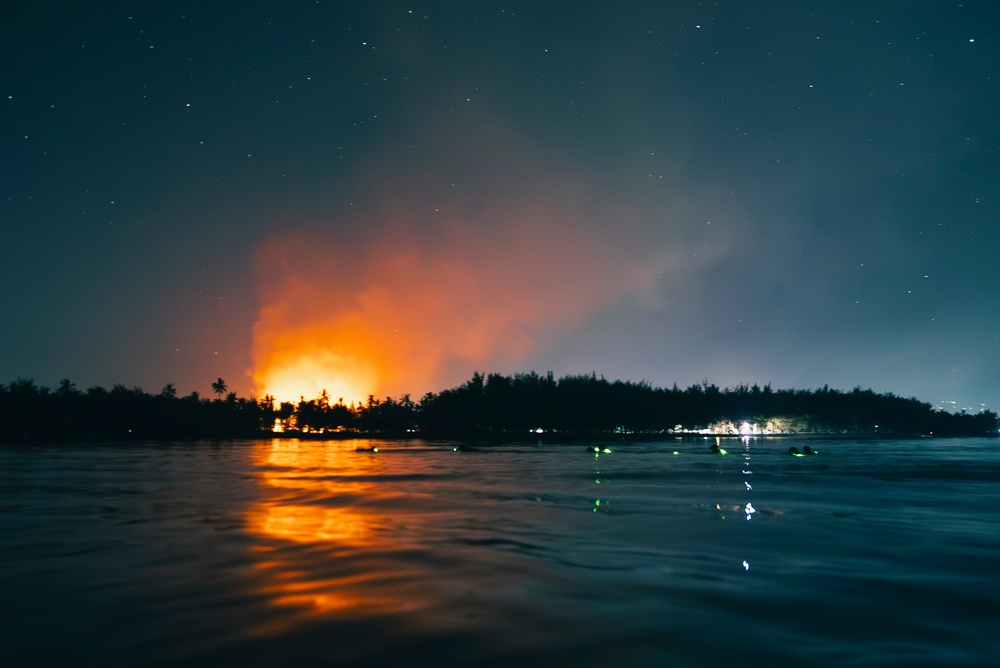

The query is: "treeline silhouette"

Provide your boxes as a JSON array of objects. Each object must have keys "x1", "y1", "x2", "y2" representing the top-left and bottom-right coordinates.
[
  {"x1": 1, "y1": 372, "x2": 996, "y2": 442},
  {"x1": 418, "y1": 372, "x2": 997, "y2": 437}
]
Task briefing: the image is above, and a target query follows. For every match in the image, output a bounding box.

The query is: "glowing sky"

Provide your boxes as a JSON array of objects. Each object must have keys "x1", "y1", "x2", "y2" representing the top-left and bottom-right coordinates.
[{"x1": 2, "y1": 2, "x2": 997, "y2": 411}]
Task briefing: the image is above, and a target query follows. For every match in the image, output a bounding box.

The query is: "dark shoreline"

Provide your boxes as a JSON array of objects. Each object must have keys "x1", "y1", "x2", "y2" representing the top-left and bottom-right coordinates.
[
  {"x1": 7, "y1": 430, "x2": 995, "y2": 448},
  {"x1": 264, "y1": 430, "x2": 996, "y2": 444},
  {"x1": 7, "y1": 430, "x2": 993, "y2": 446},
  {"x1": 4, "y1": 373, "x2": 997, "y2": 443}
]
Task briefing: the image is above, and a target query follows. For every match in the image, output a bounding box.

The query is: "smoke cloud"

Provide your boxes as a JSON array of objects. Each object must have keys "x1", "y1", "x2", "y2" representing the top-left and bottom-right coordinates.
[{"x1": 251, "y1": 116, "x2": 696, "y2": 403}]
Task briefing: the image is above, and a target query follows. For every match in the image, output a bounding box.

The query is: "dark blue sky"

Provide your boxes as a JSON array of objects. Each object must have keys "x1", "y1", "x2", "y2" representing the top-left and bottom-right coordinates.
[{"x1": 2, "y1": 1, "x2": 997, "y2": 412}]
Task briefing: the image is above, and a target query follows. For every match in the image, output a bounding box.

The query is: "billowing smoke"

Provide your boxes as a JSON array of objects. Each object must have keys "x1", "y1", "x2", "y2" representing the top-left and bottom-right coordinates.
[{"x1": 251, "y1": 115, "x2": 702, "y2": 403}]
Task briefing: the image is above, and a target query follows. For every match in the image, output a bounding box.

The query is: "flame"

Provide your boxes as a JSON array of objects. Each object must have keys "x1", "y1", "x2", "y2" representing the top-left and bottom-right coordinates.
[{"x1": 252, "y1": 316, "x2": 380, "y2": 405}]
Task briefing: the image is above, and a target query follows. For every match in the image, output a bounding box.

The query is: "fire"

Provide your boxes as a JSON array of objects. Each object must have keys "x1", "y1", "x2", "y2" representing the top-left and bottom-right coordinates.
[
  {"x1": 254, "y1": 353, "x2": 375, "y2": 406},
  {"x1": 253, "y1": 331, "x2": 379, "y2": 405},
  {"x1": 251, "y1": 302, "x2": 381, "y2": 404}
]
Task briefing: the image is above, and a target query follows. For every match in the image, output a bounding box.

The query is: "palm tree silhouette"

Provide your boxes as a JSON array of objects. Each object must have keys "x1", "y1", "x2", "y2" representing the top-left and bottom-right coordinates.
[{"x1": 211, "y1": 377, "x2": 228, "y2": 400}]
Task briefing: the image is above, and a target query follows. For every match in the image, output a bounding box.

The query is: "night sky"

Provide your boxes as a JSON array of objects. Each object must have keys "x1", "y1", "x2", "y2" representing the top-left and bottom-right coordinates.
[{"x1": 3, "y1": 1, "x2": 998, "y2": 412}]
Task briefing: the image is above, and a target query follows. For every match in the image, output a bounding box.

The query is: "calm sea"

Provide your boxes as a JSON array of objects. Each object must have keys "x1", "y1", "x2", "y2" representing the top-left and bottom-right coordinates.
[{"x1": 2, "y1": 437, "x2": 998, "y2": 667}]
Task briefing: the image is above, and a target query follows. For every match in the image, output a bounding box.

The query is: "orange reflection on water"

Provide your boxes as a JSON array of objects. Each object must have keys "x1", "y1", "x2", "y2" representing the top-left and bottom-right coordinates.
[
  {"x1": 247, "y1": 501, "x2": 372, "y2": 545},
  {"x1": 246, "y1": 439, "x2": 426, "y2": 621}
]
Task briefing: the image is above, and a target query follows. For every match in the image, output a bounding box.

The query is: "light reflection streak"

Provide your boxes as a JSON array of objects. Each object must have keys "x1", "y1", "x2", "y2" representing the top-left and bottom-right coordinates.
[
  {"x1": 246, "y1": 502, "x2": 372, "y2": 544},
  {"x1": 742, "y1": 438, "x2": 754, "y2": 570},
  {"x1": 245, "y1": 439, "x2": 426, "y2": 621},
  {"x1": 594, "y1": 448, "x2": 610, "y2": 513}
]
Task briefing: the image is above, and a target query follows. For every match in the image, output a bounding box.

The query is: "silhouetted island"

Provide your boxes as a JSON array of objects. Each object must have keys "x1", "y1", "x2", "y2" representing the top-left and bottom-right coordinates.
[{"x1": 0, "y1": 372, "x2": 996, "y2": 442}]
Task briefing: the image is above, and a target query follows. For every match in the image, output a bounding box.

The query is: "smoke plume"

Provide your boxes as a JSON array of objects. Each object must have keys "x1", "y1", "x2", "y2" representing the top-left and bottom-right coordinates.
[{"x1": 251, "y1": 117, "x2": 687, "y2": 403}]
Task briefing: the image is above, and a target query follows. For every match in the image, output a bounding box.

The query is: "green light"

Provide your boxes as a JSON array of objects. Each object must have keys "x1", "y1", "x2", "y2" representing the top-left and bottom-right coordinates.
[
  {"x1": 719, "y1": 448, "x2": 728, "y2": 455},
  {"x1": 673, "y1": 451, "x2": 680, "y2": 455}
]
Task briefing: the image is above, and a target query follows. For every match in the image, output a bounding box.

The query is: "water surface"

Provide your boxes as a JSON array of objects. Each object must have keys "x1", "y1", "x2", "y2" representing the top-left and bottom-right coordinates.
[{"x1": 2, "y1": 437, "x2": 998, "y2": 666}]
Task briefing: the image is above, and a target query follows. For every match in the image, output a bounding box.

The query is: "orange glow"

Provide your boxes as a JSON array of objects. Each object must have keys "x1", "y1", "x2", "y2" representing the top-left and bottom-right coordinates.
[
  {"x1": 252, "y1": 322, "x2": 380, "y2": 404},
  {"x1": 248, "y1": 114, "x2": 710, "y2": 403},
  {"x1": 251, "y1": 195, "x2": 667, "y2": 401},
  {"x1": 247, "y1": 440, "x2": 382, "y2": 543},
  {"x1": 248, "y1": 501, "x2": 371, "y2": 544},
  {"x1": 246, "y1": 440, "x2": 421, "y2": 620}
]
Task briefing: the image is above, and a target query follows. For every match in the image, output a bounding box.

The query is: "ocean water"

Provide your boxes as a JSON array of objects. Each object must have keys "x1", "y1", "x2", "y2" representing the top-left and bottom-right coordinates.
[{"x1": 2, "y1": 437, "x2": 998, "y2": 667}]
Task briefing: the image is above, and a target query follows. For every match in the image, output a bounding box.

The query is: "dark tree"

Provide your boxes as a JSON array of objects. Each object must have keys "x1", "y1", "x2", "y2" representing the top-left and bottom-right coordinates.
[{"x1": 211, "y1": 378, "x2": 228, "y2": 400}]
